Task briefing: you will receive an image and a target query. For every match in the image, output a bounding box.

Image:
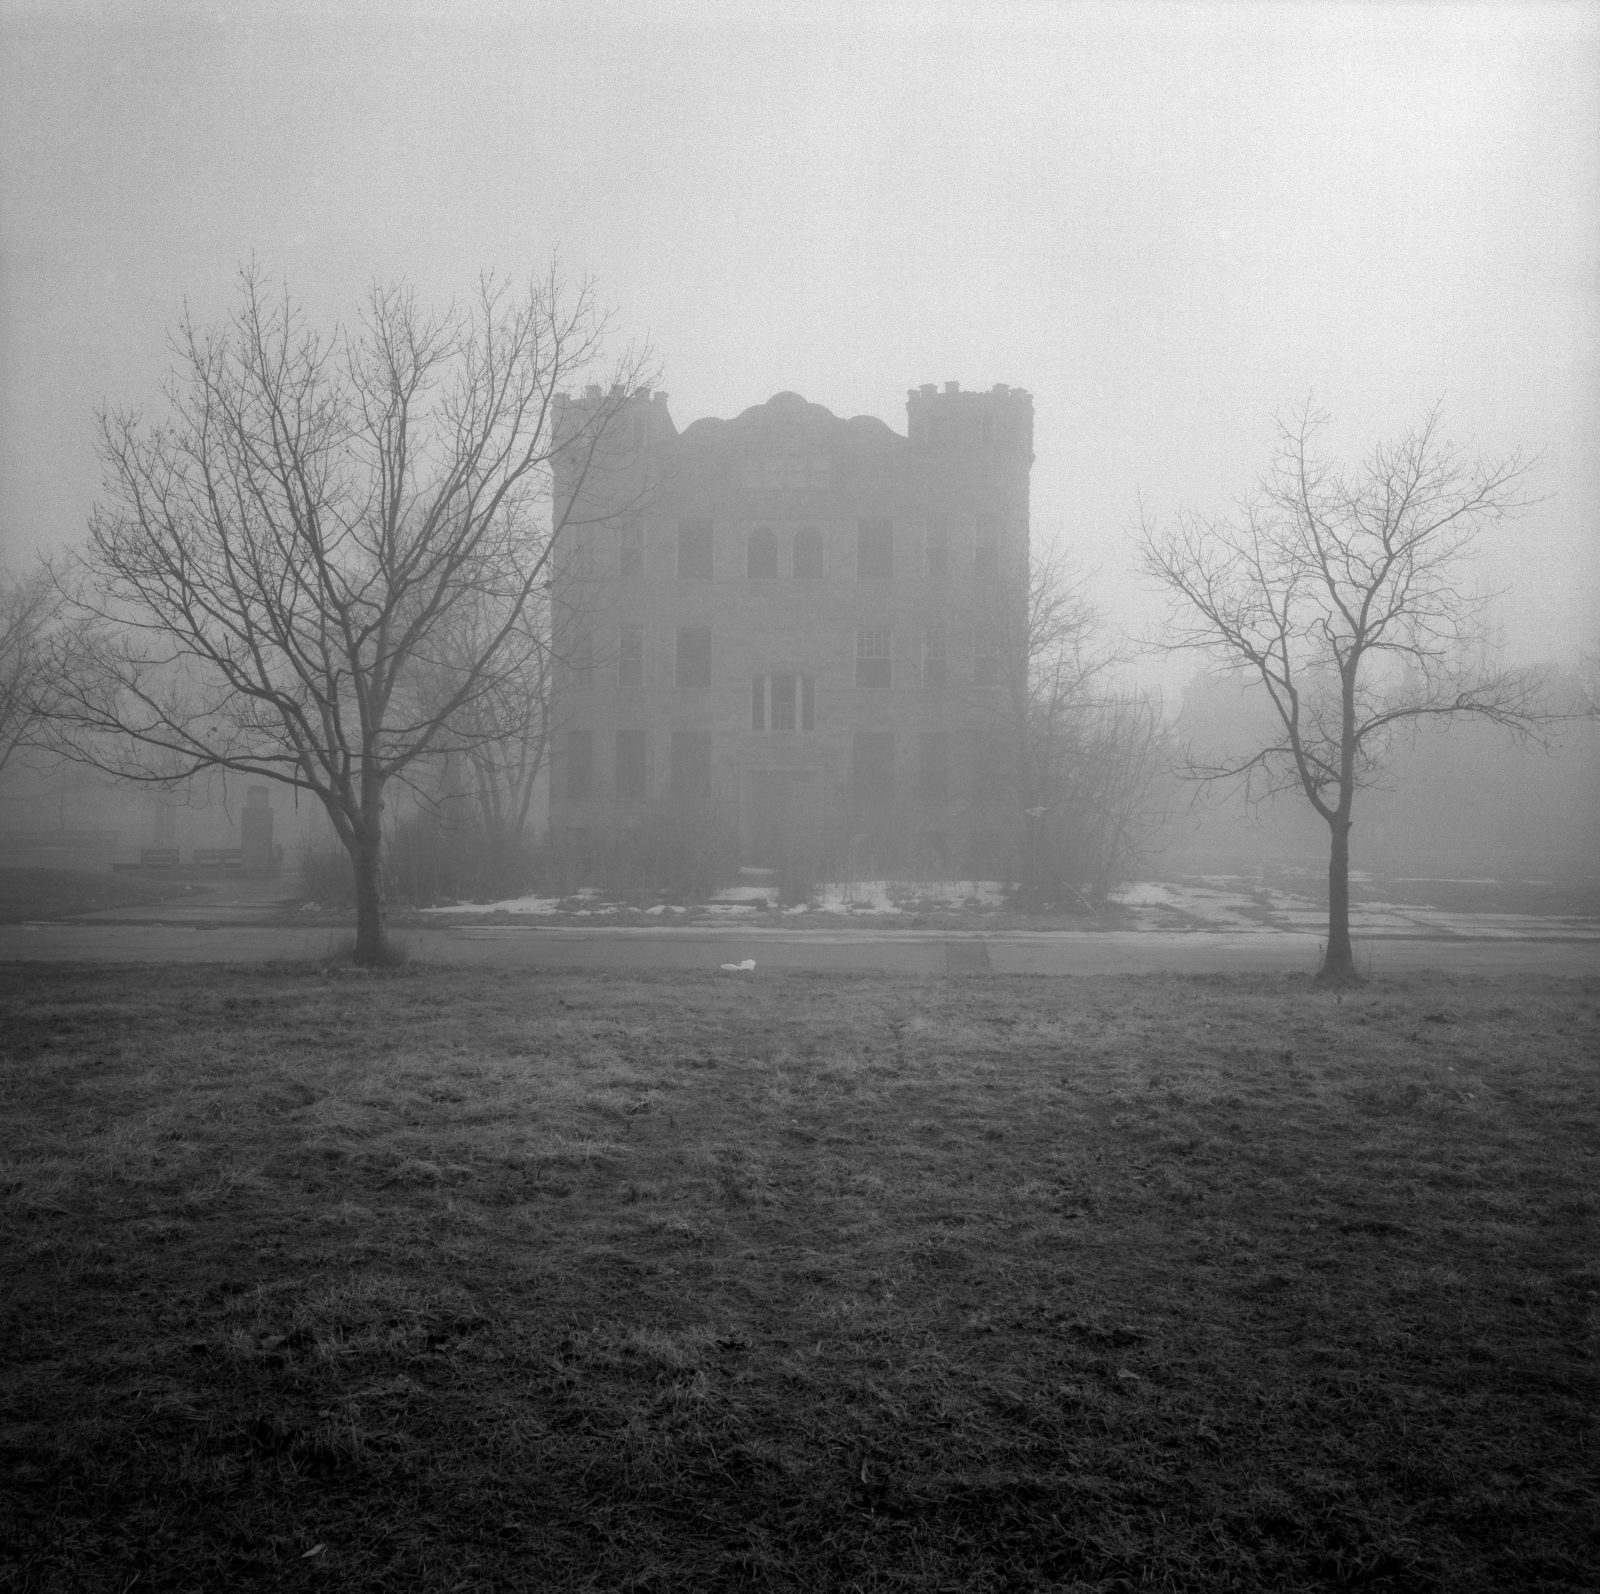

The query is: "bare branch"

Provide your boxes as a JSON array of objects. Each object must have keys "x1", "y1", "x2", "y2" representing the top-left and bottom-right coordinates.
[{"x1": 0, "y1": 558, "x2": 63, "y2": 780}]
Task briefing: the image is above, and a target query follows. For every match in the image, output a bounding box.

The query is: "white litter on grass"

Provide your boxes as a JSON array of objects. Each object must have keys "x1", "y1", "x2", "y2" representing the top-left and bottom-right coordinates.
[{"x1": 719, "y1": 959, "x2": 756, "y2": 972}]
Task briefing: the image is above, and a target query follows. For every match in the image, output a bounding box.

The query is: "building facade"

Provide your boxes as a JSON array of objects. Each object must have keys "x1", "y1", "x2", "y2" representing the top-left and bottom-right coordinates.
[{"x1": 547, "y1": 381, "x2": 1033, "y2": 884}]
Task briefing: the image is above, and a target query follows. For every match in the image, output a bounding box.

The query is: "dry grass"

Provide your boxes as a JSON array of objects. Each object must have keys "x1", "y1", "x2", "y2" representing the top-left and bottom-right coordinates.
[
  {"x1": 1, "y1": 963, "x2": 1596, "y2": 1592},
  {"x1": 0, "y1": 868, "x2": 215, "y2": 924}
]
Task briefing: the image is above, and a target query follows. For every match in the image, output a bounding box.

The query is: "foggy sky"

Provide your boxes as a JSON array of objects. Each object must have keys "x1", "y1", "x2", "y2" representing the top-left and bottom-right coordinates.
[{"x1": 2, "y1": 0, "x2": 1595, "y2": 674}]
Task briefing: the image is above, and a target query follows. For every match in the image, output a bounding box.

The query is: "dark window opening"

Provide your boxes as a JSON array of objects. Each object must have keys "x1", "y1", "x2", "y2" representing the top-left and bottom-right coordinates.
[
  {"x1": 923, "y1": 627, "x2": 947, "y2": 688},
  {"x1": 770, "y1": 673, "x2": 797, "y2": 731},
  {"x1": 615, "y1": 729, "x2": 646, "y2": 801},
  {"x1": 618, "y1": 626, "x2": 643, "y2": 688},
  {"x1": 676, "y1": 626, "x2": 711, "y2": 689},
  {"x1": 926, "y1": 518, "x2": 949, "y2": 579},
  {"x1": 619, "y1": 521, "x2": 643, "y2": 579},
  {"x1": 856, "y1": 628, "x2": 891, "y2": 689}
]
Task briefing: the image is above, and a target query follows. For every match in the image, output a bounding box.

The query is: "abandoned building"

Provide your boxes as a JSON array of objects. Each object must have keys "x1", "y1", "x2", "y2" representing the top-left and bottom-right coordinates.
[{"x1": 546, "y1": 381, "x2": 1033, "y2": 884}]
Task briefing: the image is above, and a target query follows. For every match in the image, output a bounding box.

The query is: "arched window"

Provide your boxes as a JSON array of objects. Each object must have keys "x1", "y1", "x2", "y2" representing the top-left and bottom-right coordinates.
[
  {"x1": 792, "y1": 525, "x2": 823, "y2": 580},
  {"x1": 747, "y1": 525, "x2": 778, "y2": 579}
]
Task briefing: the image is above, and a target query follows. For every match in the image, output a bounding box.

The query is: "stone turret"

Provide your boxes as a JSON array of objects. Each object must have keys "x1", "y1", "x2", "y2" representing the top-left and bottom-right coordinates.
[{"x1": 905, "y1": 379, "x2": 1034, "y2": 462}]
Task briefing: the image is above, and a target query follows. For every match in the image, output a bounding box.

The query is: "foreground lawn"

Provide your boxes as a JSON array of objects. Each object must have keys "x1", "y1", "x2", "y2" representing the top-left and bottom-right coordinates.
[{"x1": 1, "y1": 966, "x2": 1595, "y2": 1593}]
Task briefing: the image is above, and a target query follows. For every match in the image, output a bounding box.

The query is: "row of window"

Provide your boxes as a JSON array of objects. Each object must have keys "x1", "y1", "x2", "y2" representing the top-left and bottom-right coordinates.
[
  {"x1": 738, "y1": 456, "x2": 833, "y2": 492},
  {"x1": 564, "y1": 626, "x2": 1003, "y2": 691},
  {"x1": 574, "y1": 517, "x2": 1010, "y2": 583},
  {"x1": 561, "y1": 729, "x2": 961, "y2": 804}
]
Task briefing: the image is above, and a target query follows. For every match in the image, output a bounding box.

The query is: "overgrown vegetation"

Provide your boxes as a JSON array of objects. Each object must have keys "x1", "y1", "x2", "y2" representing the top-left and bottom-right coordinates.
[
  {"x1": 300, "y1": 819, "x2": 544, "y2": 912},
  {"x1": 2, "y1": 967, "x2": 1595, "y2": 1591},
  {"x1": 980, "y1": 544, "x2": 1171, "y2": 908},
  {"x1": 301, "y1": 800, "x2": 740, "y2": 909}
]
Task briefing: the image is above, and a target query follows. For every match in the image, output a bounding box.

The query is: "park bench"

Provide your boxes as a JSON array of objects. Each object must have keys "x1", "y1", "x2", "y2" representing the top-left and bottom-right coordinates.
[{"x1": 192, "y1": 848, "x2": 244, "y2": 873}]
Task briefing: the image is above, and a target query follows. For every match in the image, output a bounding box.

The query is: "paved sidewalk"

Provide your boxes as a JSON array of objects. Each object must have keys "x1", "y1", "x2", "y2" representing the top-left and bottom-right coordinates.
[{"x1": 3, "y1": 920, "x2": 1596, "y2": 977}]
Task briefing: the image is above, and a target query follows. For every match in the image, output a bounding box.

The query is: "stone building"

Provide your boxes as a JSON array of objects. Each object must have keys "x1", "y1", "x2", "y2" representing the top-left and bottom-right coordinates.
[{"x1": 547, "y1": 380, "x2": 1033, "y2": 885}]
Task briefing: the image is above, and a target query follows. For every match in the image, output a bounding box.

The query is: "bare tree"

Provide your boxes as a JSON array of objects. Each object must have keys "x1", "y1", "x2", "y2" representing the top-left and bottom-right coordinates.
[
  {"x1": 0, "y1": 560, "x2": 60, "y2": 781},
  {"x1": 983, "y1": 542, "x2": 1168, "y2": 905},
  {"x1": 1138, "y1": 401, "x2": 1545, "y2": 982},
  {"x1": 51, "y1": 266, "x2": 650, "y2": 961}
]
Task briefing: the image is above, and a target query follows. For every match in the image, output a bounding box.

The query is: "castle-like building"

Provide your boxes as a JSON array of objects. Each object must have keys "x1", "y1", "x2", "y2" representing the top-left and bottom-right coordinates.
[{"x1": 547, "y1": 381, "x2": 1033, "y2": 883}]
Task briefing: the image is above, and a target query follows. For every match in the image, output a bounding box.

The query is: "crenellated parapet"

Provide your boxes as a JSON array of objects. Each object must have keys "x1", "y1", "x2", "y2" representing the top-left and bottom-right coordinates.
[{"x1": 905, "y1": 380, "x2": 1034, "y2": 463}]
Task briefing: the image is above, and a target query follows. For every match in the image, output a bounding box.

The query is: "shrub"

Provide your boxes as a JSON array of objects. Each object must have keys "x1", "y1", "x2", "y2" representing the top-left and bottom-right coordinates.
[
  {"x1": 298, "y1": 839, "x2": 354, "y2": 906},
  {"x1": 299, "y1": 817, "x2": 541, "y2": 909},
  {"x1": 584, "y1": 804, "x2": 740, "y2": 902}
]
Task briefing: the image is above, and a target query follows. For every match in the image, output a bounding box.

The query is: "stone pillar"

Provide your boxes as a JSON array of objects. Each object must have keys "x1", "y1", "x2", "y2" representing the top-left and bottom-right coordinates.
[{"x1": 241, "y1": 785, "x2": 275, "y2": 875}]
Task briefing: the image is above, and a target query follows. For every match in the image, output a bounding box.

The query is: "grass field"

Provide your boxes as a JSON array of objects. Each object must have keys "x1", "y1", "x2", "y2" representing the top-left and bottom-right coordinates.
[
  {"x1": 0, "y1": 869, "x2": 215, "y2": 925},
  {"x1": 1, "y1": 964, "x2": 1596, "y2": 1592}
]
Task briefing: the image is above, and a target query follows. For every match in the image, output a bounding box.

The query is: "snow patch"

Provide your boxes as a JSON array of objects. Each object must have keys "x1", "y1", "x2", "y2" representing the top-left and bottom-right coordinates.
[
  {"x1": 811, "y1": 880, "x2": 1006, "y2": 914},
  {"x1": 419, "y1": 895, "x2": 562, "y2": 915}
]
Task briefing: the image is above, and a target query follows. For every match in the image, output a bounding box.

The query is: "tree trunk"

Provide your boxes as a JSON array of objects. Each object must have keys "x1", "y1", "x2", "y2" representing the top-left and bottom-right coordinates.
[
  {"x1": 351, "y1": 827, "x2": 389, "y2": 964},
  {"x1": 1320, "y1": 817, "x2": 1357, "y2": 983}
]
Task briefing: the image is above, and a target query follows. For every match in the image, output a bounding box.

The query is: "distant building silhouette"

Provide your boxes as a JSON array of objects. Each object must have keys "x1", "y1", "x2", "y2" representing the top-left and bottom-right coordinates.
[{"x1": 548, "y1": 381, "x2": 1032, "y2": 883}]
